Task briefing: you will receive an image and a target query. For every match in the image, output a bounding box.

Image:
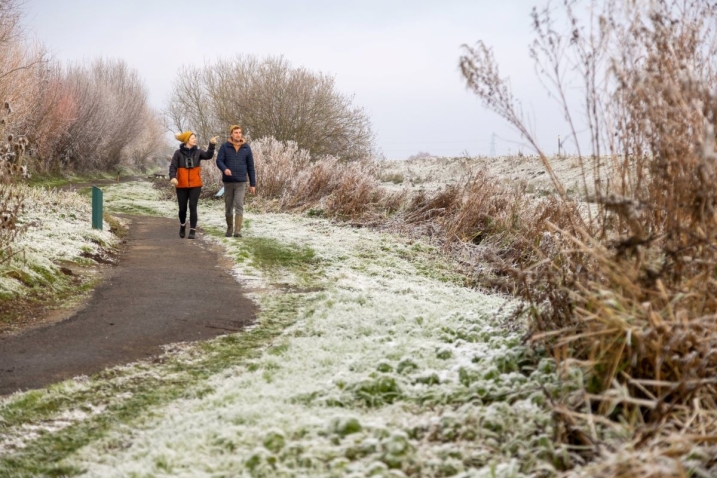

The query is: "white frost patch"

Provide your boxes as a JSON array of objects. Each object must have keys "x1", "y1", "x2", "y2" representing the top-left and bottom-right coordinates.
[
  {"x1": 0, "y1": 404, "x2": 106, "y2": 454},
  {"x1": 62, "y1": 182, "x2": 564, "y2": 476},
  {"x1": 0, "y1": 184, "x2": 117, "y2": 299},
  {"x1": 102, "y1": 180, "x2": 174, "y2": 217}
]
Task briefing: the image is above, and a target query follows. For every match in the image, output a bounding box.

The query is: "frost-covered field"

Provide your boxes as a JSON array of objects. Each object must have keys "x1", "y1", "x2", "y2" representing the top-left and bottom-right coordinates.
[
  {"x1": 0, "y1": 184, "x2": 117, "y2": 303},
  {"x1": 1, "y1": 181, "x2": 572, "y2": 477},
  {"x1": 378, "y1": 154, "x2": 598, "y2": 198}
]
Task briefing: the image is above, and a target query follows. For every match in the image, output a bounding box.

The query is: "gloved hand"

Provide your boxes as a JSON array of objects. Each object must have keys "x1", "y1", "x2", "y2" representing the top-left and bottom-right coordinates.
[{"x1": 171, "y1": 178, "x2": 178, "y2": 186}]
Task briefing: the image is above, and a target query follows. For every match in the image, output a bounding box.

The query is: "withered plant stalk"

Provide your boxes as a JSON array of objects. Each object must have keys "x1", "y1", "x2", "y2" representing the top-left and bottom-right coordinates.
[{"x1": 460, "y1": 0, "x2": 717, "y2": 473}]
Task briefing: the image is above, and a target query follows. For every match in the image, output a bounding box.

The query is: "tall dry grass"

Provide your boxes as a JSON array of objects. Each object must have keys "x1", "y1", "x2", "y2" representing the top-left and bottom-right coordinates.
[
  {"x1": 199, "y1": 137, "x2": 583, "y2": 296},
  {"x1": 0, "y1": 0, "x2": 37, "y2": 264},
  {"x1": 155, "y1": 137, "x2": 563, "y2": 262},
  {"x1": 0, "y1": 117, "x2": 30, "y2": 266},
  {"x1": 460, "y1": 0, "x2": 717, "y2": 474},
  {"x1": 251, "y1": 137, "x2": 396, "y2": 218}
]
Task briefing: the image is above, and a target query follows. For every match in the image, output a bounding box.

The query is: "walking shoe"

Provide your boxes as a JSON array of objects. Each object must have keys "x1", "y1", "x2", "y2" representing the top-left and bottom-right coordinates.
[
  {"x1": 179, "y1": 223, "x2": 186, "y2": 238},
  {"x1": 188, "y1": 229, "x2": 196, "y2": 239}
]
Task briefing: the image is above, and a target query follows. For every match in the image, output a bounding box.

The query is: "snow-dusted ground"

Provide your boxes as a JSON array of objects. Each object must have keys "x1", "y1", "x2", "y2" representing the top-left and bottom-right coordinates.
[
  {"x1": 0, "y1": 184, "x2": 117, "y2": 301},
  {"x1": 378, "y1": 154, "x2": 599, "y2": 198},
  {"x1": 1, "y1": 181, "x2": 570, "y2": 477}
]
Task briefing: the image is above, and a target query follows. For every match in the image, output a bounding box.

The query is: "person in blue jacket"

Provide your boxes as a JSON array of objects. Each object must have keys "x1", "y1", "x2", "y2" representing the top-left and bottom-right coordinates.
[{"x1": 216, "y1": 125, "x2": 256, "y2": 237}]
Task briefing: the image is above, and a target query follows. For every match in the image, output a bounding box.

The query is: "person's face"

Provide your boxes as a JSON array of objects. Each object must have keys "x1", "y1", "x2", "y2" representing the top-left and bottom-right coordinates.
[
  {"x1": 231, "y1": 128, "x2": 243, "y2": 142},
  {"x1": 187, "y1": 134, "x2": 197, "y2": 147}
]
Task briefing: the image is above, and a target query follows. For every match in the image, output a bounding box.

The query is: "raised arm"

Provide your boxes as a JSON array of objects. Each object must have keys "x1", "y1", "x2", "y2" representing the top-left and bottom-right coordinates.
[{"x1": 199, "y1": 142, "x2": 216, "y2": 160}]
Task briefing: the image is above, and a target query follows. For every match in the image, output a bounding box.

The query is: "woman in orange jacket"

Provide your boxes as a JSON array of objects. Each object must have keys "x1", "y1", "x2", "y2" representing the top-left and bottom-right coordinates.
[{"x1": 169, "y1": 131, "x2": 218, "y2": 239}]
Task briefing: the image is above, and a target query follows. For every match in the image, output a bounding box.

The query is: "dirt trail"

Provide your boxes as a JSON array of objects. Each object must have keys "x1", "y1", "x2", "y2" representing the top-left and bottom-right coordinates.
[{"x1": 0, "y1": 216, "x2": 255, "y2": 396}]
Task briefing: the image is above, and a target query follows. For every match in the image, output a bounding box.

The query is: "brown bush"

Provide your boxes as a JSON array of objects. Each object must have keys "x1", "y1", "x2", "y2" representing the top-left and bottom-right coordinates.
[
  {"x1": 26, "y1": 65, "x2": 77, "y2": 166},
  {"x1": 251, "y1": 137, "x2": 386, "y2": 218},
  {"x1": 252, "y1": 137, "x2": 311, "y2": 201},
  {"x1": 0, "y1": 0, "x2": 41, "y2": 264},
  {"x1": 461, "y1": 0, "x2": 717, "y2": 472},
  {"x1": 0, "y1": 126, "x2": 26, "y2": 261},
  {"x1": 0, "y1": 0, "x2": 48, "y2": 161},
  {"x1": 48, "y1": 58, "x2": 162, "y2": 172},
  {"x1": 197, "y1": 160, "x2": 223, "y2": 199},
  {"x1": 320, "y1": 160, "x2": 386, "y2": 219},
  {"x1": 250, "y1": 138, "x2": 565, "y2": 262},
  {"x1": 0, "y1": 182, "x2": 23, "y2": 265}
]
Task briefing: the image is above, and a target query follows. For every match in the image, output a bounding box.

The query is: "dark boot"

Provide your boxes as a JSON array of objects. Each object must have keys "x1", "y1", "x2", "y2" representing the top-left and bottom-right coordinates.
[
  {"x1": 225, "y1": 215, "x2": 233, "y2": 237},
  {"x1": 188, "y1": 228, "x2": 196, "y2": 239},
  {"x1": 179, "y1": 223, "x2": 186, "y2": 238},
  {"x1": 233, "y1": 214, "x2": 243, "y2": 237}
]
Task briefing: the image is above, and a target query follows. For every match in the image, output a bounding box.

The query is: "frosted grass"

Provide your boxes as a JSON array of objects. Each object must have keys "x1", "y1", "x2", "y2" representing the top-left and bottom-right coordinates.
[
  {"x1": 0, "y1": 184, "x2": 117, "y2": 299},
  {"x1": 102, "y1": 180, "x2": 175, "y2": 217},
  {"x1": 59, "y1": 181, "x2": 568, "y2": 477}
]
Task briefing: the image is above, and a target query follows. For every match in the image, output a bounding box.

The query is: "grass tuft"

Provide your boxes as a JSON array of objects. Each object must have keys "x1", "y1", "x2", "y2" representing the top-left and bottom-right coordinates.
[{"x1": 237, "y1": 237, "x2": 318, "y2": 271}]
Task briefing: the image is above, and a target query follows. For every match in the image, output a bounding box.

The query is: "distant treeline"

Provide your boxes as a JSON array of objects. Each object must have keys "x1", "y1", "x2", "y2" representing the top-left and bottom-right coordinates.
[{"x1": 0, "y1": 0, "x2": 162, "y2": 174}]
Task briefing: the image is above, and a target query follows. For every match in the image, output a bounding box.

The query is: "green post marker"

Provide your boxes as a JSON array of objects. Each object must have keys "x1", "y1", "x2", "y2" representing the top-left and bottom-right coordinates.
[{"x1": 92, "y1": 186, "x2": 103, "y2": 230}]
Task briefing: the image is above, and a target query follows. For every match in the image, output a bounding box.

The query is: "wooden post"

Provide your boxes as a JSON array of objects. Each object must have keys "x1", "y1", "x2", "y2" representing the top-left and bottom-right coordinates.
[{"x1": 558, "y1": 135, "x2": 561, "y2": 156}]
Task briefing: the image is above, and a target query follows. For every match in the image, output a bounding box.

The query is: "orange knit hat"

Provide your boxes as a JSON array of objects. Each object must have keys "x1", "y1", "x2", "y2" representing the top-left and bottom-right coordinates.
[{"x1": 175, "y1": 131, "x2": 194, "y2": 143}]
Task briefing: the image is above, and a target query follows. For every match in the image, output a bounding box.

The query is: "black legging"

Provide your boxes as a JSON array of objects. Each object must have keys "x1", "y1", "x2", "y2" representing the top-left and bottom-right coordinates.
[{"x1": 176, "y1": 187, "x2": 202, "y2": 228}]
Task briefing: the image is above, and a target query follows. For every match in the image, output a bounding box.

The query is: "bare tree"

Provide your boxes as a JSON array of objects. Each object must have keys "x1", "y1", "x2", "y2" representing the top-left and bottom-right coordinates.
[
  {"x1": 164, "y1": 64, "x2": 214, "y2": 141},
  {"x1": 166, "y1": 55, "x2": 376, "y2": 161},
  {"x1": 0, "y1": 0, "x2": 46, "y2": 83},
  {"x1": 125, "y1": 106, "x2": 164, "y2": 171},
  {"x1": 22, "y1": 62, "x2": 75, "y2": 167},
  {"x1": 46, "y1": 58, "x2": 163, "y2": 171},
  {"x1": 0, "y1": 0, "x2": 51, "y2": 173}
]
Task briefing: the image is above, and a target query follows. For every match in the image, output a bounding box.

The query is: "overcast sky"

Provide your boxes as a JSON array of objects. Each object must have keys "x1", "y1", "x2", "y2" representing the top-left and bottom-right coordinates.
[{"x1": 22, "y1": 0, "x2": 568, "y2": 159}]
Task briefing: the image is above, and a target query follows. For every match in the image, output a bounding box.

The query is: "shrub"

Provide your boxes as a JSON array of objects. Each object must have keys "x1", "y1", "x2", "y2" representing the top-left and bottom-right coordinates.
[
  {"x1": 380, "y1": 172, "x2": 404, "y2": 184},
  {"x1": 251, "y1": 137, "x2": 390, "y2": 220},
  {"x1": 165, "y1": 55, "x2": 376, "y2": 161},
  {"x1": 0, "y1": 106, "x2": 29, "y2": 265},
  {"x1": 460, "y1": 0, "x2": 717, "y2": 472},
  {"x1": 407, "y1": 152, "x2": 432, "y2": 161},
  {"x1": 0, "y1": 0, "x2": 162, "y2": 174},
  {"x1": 49, "y1": 58, "x2": 162, "y2": 172}
]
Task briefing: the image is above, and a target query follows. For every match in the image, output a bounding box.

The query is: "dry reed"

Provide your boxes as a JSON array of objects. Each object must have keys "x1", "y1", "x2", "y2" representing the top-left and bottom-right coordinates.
[{"x1": 459, "y1": 0, "x2": 717, "y2": 474}]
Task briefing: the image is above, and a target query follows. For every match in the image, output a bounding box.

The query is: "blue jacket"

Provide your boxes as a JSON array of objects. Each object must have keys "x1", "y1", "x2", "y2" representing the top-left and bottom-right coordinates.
[{"x1": 216, "y1": 140, "x2": 256, "y2": 186}]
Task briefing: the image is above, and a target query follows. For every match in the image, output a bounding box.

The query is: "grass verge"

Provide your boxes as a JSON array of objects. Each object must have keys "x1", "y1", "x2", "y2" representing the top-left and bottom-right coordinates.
[
  {"x1": 3, "y1": 182, "x2": 570, "y2": 476},
  {"x1": 0, "y1": 286, "x2": 310, "y2": 477}
]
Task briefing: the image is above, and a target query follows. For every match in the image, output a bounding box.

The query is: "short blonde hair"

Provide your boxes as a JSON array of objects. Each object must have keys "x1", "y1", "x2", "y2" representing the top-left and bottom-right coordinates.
[{"x1": 229, "y1": 125, "x2": 242, "y2": 134}]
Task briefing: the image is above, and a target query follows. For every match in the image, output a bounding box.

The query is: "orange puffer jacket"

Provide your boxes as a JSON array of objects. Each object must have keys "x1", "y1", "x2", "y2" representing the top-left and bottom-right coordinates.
[{"x1": 169, "y1": 143, "x2": 216, "y2": 188}]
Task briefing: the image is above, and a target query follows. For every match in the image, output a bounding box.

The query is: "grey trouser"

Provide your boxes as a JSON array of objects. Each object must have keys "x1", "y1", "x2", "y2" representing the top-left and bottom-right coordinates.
[{"x1": 224, "y1": 182, "x2": 247, "y2": 216}]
